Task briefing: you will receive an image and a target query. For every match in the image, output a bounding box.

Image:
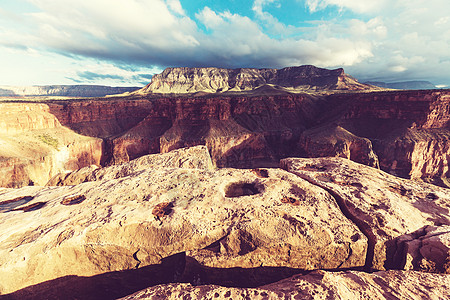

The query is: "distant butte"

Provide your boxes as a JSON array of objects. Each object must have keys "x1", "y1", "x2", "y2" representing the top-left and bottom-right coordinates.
[{"x1": 134, "y1": 65, "x2": 383, "y2": 95}]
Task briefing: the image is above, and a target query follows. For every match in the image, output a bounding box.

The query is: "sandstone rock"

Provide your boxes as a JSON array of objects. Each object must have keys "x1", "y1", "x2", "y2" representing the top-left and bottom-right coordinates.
[
  {"x1": 0, "y1": 165, "x2": 366, "y2": 294},
  {"x1": 47, "y1": 146, "x2": 214, "y2": 186},
  {"x1": 299, "y1": 125, "x2": 379, "y2": 168},
  {"x1": 120, "y1": 270, "x2": 450, "y2": 300},
  {"x1": 391, "y1": 225, "x2": 450, "y2": 273},
  {"x1": 281, "y1": 157, "x2": 450, "y2": 271}
]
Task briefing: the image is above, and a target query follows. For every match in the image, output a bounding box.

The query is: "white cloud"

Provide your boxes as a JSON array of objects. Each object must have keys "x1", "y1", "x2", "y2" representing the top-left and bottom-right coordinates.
[
  {"x1": 165, "y1": 0, "x2": 185, "y2": 15},
  {"x1": 0, "y1": 0, "x2": 449, "y2": 86},
  {"x1": 305, "y1": 0, "x2": 388, "y2": 14}
]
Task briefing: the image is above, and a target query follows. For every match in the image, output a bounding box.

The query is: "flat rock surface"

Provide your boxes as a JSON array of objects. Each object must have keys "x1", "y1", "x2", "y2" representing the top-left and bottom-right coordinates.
[{"x1": 120, "y1": 270, "x2": 450, "y2": 300}]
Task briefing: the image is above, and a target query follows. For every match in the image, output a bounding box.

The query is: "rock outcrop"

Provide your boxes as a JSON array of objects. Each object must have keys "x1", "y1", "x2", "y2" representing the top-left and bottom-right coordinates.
[
  {"x1": 281, "y1": 157, "x2": 450, "y2": 271},
  {"x1": 120, "y1": 270, "x2": 450, "y2": 300},
  {"x1": 1, "y1": 151, "x2": 450, "y2": 297},
  {"x1": 46, "y1": 145, "x2": 214, "y2": 186},
  {"x1": 136, "y1": 65, "x2": 379, "y2": 94},
  {"x1": 0, "y1": 162, "x2": 367, "y2": 294}
]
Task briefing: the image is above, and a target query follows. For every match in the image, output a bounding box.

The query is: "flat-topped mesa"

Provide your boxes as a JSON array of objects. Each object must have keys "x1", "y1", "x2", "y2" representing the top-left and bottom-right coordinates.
[{"x1": 136, "y1": 65, "x2": 377, "y2": 94}]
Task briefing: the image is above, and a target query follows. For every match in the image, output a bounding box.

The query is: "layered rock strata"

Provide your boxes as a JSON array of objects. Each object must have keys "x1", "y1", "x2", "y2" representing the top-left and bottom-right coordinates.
[
  {"x1": 137, "y1": 65, "x2": 378, "y2": 94},
  {"x1": 0, "y1": 103, "x2": 103, "y2": 187},
  {"x1": 298, "y1": 89, "x2": 450, "y2": 187}
]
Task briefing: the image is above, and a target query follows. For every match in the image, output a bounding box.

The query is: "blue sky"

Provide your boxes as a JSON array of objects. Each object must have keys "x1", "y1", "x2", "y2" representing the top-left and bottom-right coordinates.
[{"x1": 0, "y1": 0, "x2": 449, "y2": 87}]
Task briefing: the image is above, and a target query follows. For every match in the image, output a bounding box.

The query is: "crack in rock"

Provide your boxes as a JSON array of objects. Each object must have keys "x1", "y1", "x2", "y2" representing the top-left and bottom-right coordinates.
[
  {"x1": 285, "y1": 172, "x2": 377, "y2": 272},
  {"x1": 133, "y1": 249, "x2": 141, "y2": 269}
]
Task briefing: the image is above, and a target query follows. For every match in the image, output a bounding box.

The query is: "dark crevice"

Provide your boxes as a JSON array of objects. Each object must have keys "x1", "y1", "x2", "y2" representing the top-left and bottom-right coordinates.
[
  {"x1": 132, "y1": 250, "x2": 141, "y2": 269},
  {"x1": 285, "y1": 172, "x2": 377, "y2": 272},
  {"x1": 224, "y1": 181, "x2": 263, "y2": 197}
]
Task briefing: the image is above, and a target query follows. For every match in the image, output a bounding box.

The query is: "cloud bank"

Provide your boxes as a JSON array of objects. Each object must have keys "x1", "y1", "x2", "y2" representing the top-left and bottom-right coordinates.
[{"x1": 1, "y1": 0, "x2": 449, "y2": 86}]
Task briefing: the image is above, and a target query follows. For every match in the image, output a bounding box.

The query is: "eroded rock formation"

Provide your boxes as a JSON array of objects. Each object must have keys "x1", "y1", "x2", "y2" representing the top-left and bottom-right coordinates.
[
  {"x1": 2, "y1": 67, "x2": 448, "y2": 189},
  {"x1": 46, "y1": 145, "x2": 214, "y2": 186},
  {"x1": 298, "y1": 89, "x2": 450, "y2": 187},
  {"x1": 136, "y1": 65, "x2": 378, "y2": 94},
  {"x1": 1, "y1": 150, "x2": 450, "y2": 298}
]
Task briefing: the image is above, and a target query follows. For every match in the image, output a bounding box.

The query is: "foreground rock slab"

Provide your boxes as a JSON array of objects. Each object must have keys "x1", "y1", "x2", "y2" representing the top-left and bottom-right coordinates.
[
  {"x1": 281, "y1": 157, "x2": 450, "y2": 270},
  {"x1": 0, "y1": 164, "x2": 364, "y2": 294},
  {"x1": 120, "y1": 270, "x2": 450, "y2": 300}
]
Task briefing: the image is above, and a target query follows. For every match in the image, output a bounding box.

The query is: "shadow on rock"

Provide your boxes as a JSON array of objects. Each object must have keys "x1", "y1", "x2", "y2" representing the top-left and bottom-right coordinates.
[{"x1": 0, "y1": 253, "x2": 186, "y2": 300}]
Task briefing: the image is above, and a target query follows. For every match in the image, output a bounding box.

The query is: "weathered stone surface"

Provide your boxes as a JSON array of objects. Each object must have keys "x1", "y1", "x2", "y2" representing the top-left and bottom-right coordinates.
[
  {"x1": 391, "y1": 225, "x2": 450, "y2": 274},
  {"x1": 47, "y1": 145, "x2": 214, "y2": 186},
  {"x1": 281, "y1": 157, "x2": 450, "y2": 270},
  {"x1": 0, "y1": 164, "x2": 365, "y2": 294},
  {"x1": 120, "y1": 270, "x2": 450, "y2": 300}
]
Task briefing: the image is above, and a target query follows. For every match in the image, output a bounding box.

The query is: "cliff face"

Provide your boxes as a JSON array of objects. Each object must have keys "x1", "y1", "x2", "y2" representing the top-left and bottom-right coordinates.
[
  {"x1": 0, "y1": 103, "x2": 103, "y2": 187},
  {"x1": 137, "y1": 65, "x2": 377, "y2": 94},
  {"x1": 50, "y1": 94, "x2": 318, "y2": 168},
  {"x1": 3, "y1": 88, "x2": 450, "y2": 188},
  {"x1": 1, "y1": 66, "x2": 449, "y2": 188},
  {"x1": 298, "y1": 90, "x2": 450, "y2": 187}
]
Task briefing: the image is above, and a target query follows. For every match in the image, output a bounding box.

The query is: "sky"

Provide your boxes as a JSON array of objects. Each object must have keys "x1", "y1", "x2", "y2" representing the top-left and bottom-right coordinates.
[{"x1": 0, "y1": 0, "x2": 449, "y2": 87}]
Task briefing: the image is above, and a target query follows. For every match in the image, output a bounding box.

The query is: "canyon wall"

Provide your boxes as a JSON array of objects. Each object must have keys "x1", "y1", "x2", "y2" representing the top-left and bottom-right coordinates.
[
  {"x1": 2, "y1": 88, "x2": 450, "y2": 188},
  {"x1": 48, "y1": 94, "x2": 318, "y2": 168},
  {"x1": 0, "y1": 103, "x2": 103, "y2": 187},
  {"x1": 299, "y1": 90, "x2": 450, "y2": 186}
]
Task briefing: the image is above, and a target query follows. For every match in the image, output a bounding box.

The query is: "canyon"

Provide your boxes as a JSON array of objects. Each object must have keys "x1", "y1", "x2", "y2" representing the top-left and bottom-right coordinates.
[
  {"x1": 0, "y1": 75, "x2": 449, "y2": 188},
  {"x1": 1, "y1": 65, "x2": 450, "y2": 298}
]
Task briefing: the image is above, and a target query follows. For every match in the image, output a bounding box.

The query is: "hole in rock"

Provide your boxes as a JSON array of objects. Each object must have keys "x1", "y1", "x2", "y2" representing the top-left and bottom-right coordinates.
[
  {"x1": 0, "y1": 196, "x2": 34, "y2": 213},
  {"x1": 12, "y1": 201, "x2": 46, "y2": 212},
  {"x1": 152, "y1": 202, "x2": 174, "y2": 219},
  {"x1": 61, "y1": 195, "x2": 86, "y2": 205},
  {"x1": 225, "y1": 182, "x2": 262, "y2": 198},
  {"x1": 426, "y1": 193, "x2": 439, "y2": 200},
  {"x1": 281, "y1": 196, "x2": 300, "y2": 206}
]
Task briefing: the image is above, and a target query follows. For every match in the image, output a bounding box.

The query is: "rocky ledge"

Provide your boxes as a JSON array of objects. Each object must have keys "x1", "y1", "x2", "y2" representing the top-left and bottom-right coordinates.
[{"x1": 1, "y1": 147, "x2": 449, "y2": 299}]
